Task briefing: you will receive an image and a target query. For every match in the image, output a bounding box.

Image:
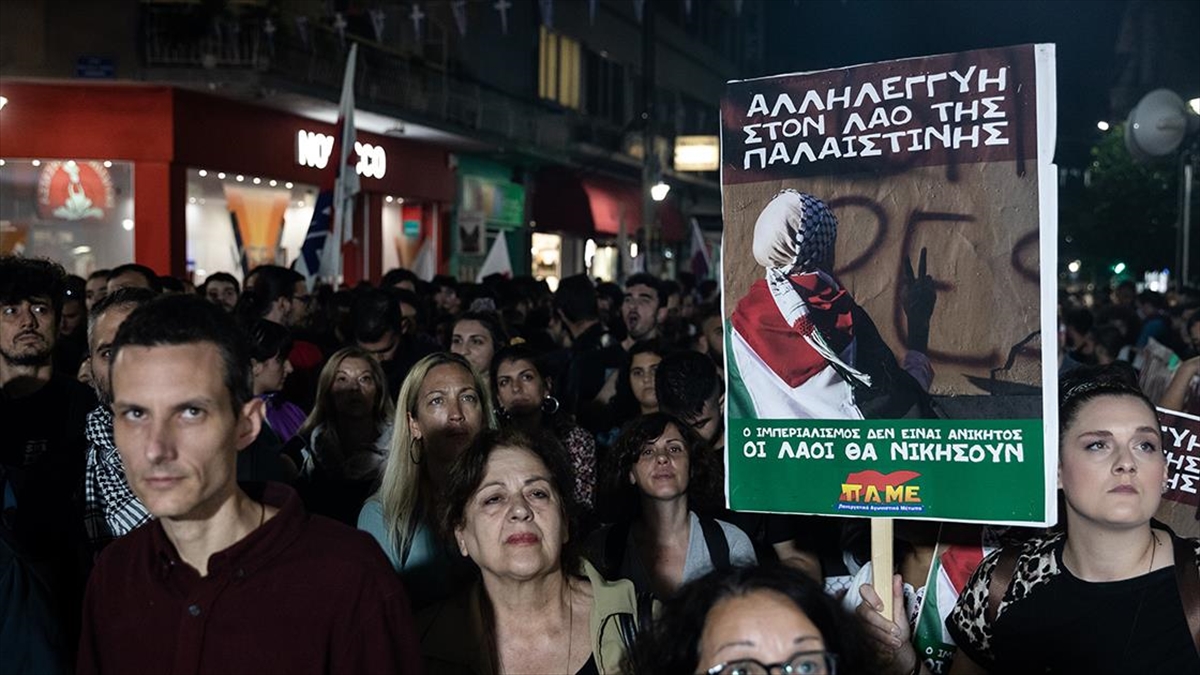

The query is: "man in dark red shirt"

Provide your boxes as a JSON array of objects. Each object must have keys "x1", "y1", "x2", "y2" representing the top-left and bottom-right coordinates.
[{"x1": 77, "y1": 295, "x2": 422, "y2": 675}]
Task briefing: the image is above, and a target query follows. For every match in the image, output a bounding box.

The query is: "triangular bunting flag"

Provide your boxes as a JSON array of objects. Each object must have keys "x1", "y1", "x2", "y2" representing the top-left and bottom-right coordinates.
[{"x1": 476, "y1": 233, "x2": 513, "y2": 282}]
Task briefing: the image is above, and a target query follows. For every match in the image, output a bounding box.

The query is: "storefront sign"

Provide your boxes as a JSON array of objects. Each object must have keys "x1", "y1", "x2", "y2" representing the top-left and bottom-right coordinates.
[
  {"x1": 37, "y1": 160, "x2": 115, "y2": 221},
  {"x1": 720, "y1": 45, "x2": 1058, "y2": 526},
  {"x1": 295, "y1": 129, "x2": 387, "y2": 178},
  {"x1": 461, "y1": 175, "x2": 525, "y2": 228},
  {"x1": 674, "y1": 135, "x2": 720, "y2": 171}
]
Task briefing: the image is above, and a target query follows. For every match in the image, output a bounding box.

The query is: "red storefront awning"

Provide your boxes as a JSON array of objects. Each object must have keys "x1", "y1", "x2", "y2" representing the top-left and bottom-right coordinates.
[{"x1": 532, "y1": 169, "x2": 684, "y2": 242}]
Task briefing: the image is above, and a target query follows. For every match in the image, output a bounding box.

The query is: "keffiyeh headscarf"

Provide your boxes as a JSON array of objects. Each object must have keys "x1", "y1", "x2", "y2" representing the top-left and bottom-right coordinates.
[{"x1": 752, "y1": 190, "x2": 872, "y2": 387}]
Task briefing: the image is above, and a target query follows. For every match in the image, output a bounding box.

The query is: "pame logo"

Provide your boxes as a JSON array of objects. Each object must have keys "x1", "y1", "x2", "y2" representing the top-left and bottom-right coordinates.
[{"x1": 838, "y1": 470, "x2": 923, "y2": 505}]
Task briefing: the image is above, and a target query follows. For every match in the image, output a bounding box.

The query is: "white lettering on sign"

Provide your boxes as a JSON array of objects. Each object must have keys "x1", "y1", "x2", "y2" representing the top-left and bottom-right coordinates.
[
  {"x1": 354, "y1": 141, "x2": 387, "y2": 179},
  {"x1": 296, "y1": 130, "x2": 334, "y2": 169},
  {"x1": 295, "y1": 129, "x2": 387, "y2": 179}
]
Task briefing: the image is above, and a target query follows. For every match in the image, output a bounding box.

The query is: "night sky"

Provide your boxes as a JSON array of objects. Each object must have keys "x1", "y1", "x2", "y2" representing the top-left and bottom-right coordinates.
[{"x1": 762, "y1": 0, "x2": 1192, "y2": 168}]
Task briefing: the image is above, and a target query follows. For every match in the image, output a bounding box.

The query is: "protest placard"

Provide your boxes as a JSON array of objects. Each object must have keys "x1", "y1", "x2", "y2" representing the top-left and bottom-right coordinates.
[
  {"x1": 721, "y1": 44, "x2": 1058, "y2": 526},
  {"x1": 1156, "y1": 407, "x2": 1200, "y2": 539}
]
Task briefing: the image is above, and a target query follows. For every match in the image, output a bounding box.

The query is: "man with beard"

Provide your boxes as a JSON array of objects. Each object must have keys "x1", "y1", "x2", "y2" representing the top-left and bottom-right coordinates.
[
  {"x1": 0, "y1": 256, "x2": 96, "y2": 650},
  {"x1": 590, "y1": 273, "x2": 669, "y2": 410},
  {"x1": 81, "y1": 288, "x2": 158, "y2": 556},
  {"x1": 200, "y1": 272, "x2": 240, "y2": 313},
  {"x1": 620, "y1": 273, "x2": 667, "y2": 351},
  {"x1": 352, "y1": 287, "x2": 435, "y2": 400}
]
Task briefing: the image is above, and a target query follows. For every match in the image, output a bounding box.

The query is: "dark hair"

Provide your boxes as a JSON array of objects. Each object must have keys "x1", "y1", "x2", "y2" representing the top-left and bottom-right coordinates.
[
  {"x1": 610, "y1": 339, "x2": 668, "y2": 420},
  {"x1": 490, "y1": 342, "x2": 551, "y2": 389},
  {"x1": 454, "y1": 311, "x2": 507, "y2": 350},
  {"x1": 595, "y1": 281, "x2": 624, "y2": 308},
  {"x1": 111, "y1": 294, "x2": 253, "y2": 413},
  {"x1": 236, "y1": 265, "x2": 302, "y2": 321},
  {"x1": 246, "y1": 319, "x2": 293, "y2": 363},
  {"x1": 1063, "y1": 307, "x2": 1093, "y2": 335},
  {"x1": 553, "y1": 274, "x2": 599, "y2": 323},
  {"x1": 432, "y1": 274, "x2": 459, "y2": 293},
  {"x1": 381, "y1": 267, "x2": 419, "y2": 289},
  {"x1": 441, "y1": 427, "x2": 582, "y2": 575},
  {"x1": 201, "y1": 272, "x2": 241, "y2": 295},
  {"x1": 660, "y1": 279, "x2": 682, "y2": 301},
  {"x1": 625, "y1": 273, "x2": 663, "y2": 306},
  {"x1": 391, "y1": 287, "x2": 424, "y2": 325},
  {"x1": 352, "y1": 288, "x2": 401, "y2": 344},
  {"x1": 656, "y1": 350, "x2": 723, "y2": 419},
  {"x1": 604, "y1": 412, "x2": 719, "y2": 521},
  {"x1": 1059, "y1": 363, "x2": 1159, "y2": 441},
  {"x1": 87, "y1": 269, "x2": 111, "y2": 283},
  {"x1": 0, "y1": 256, "x2": 66, "y2": 318},
  {"x1": 1090, "y1": 324, "x2": 1126, "y2": 361},
  {"x1": 158, "y1": 276, "x2": 185, "y2": 294},
  {"x1": 622, "y1": 565, "x2": 868, "y2": 675},
  {"x1": 63, "y1": 275, "x2": 86, "y2": 303},
  {"x1": 1136, "y1": 290, "x2": 1166, "y2": 311},
  {"x1": 108, "y1": 263, "x2": 162, "y2": 293},
  {"x1": 87, "y1": 287, "x2": 159, "y2": 341}
]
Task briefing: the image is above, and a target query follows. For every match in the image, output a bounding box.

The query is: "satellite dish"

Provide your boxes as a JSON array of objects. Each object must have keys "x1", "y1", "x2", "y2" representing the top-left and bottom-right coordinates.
[{"x1": 1125, "y1": 89, "x2": 1200, "y2": 161}]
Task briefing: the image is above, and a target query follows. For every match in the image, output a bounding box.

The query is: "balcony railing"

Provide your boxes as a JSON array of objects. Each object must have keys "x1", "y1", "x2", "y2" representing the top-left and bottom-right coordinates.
[{"x1": 141, "y1": 6, "x2": 573, "y2": 152}]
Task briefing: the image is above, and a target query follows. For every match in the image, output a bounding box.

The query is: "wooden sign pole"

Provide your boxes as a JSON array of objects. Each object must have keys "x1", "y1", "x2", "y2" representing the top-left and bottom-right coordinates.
[{"x1": 871, "y1": 517, "x2": 894, "y2": 619}]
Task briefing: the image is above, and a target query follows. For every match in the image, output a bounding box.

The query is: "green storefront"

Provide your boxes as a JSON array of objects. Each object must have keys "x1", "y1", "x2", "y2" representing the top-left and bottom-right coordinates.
[{"x1": 450, "y1": 156, "x2": 529, "y2": 280}]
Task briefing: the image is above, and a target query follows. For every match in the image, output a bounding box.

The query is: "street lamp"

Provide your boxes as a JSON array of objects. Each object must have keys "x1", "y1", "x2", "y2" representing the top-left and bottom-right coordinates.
[
  {"x1": 1097, "y1": 121, "x2": 1110, "y2": 131},
  {"x1": 650, "y1": 181, "x2": 670, "y2": 202}
]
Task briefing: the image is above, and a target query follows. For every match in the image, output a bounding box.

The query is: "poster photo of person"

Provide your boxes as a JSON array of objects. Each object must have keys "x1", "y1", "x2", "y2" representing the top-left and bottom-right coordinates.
[{"x1": 720, "y1": 45, "x2": 1059, "y2": 526}]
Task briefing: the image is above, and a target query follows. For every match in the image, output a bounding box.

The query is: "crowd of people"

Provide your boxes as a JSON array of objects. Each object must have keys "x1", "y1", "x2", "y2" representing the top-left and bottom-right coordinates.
[
  {"x1": 1059, "y1": 279, "x2": 1200, "y2": 415},
  {"x1": 2, "y1": 253, "x2": 1199, "y2": 674}
]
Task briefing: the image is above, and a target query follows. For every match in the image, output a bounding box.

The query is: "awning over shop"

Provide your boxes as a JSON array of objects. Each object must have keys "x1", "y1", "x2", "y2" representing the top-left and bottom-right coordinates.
[
  {"x1": 531, "y1": 168, "x2": 595, "y2": 237},
  {"x1": 532, "y1": 169, "x2": 684, "y2": 243}
]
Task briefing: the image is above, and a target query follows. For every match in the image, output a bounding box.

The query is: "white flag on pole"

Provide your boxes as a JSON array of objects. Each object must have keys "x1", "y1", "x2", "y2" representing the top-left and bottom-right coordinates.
[
  {"x1": 324, "y1": 43, "x2": 361, "y2": 282},
  {"x1": 413, "y1": 236, "x2": 436, "y2": 281},
  {"x1": 475, "y1": 233, "x2": 513, "y2": 282}
]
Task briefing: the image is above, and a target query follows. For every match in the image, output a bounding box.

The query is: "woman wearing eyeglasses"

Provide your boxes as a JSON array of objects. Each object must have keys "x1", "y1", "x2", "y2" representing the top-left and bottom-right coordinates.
[{"x1": 623, "y1": 565, "x2": 868, "y2": 675}]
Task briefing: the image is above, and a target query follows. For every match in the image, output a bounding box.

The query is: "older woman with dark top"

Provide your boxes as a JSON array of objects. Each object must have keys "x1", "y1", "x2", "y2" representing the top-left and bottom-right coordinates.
[
  {"x1": 419, "y1": 428, "x2": 651, "y2": 675},
  {"x1": 623, "y1": 565, "x2": 868, "y2": 675},
  {"x1": 945, "y1": 364, "x2": 1200, "y2": 675}
]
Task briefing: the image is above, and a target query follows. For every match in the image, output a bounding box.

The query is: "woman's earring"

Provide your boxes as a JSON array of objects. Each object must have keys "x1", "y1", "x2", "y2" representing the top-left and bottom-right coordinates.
[{"x1": 541, "y1": 395, "x2": 560, "y2": 415}]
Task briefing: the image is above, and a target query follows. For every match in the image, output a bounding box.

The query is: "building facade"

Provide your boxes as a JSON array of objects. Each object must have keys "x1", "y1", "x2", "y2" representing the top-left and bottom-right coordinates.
[{"x1": 1, "y1": 0, "x2": 765, "y2": 284}]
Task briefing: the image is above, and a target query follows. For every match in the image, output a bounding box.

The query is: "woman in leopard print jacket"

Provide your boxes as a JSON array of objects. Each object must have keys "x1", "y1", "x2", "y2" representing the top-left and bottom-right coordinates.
[{"x1": 945, "y1": 365, "x2": 1200, "y2": 675}]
